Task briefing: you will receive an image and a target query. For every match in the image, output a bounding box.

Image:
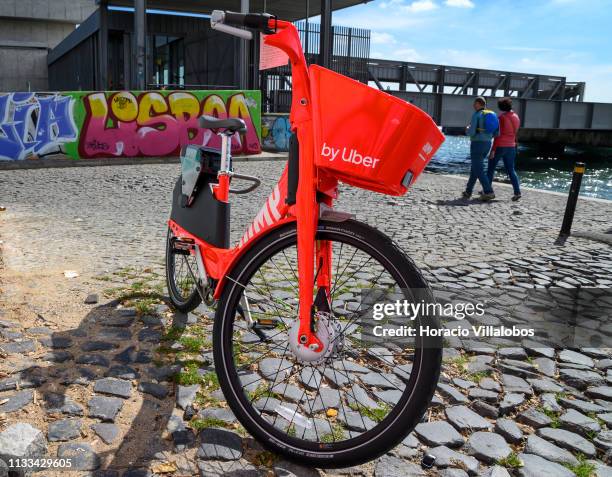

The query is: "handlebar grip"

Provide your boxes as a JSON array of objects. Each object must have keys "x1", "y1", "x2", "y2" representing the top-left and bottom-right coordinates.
[{"x1": 223, "y1": 11, "x2": 275, "y2": 33}]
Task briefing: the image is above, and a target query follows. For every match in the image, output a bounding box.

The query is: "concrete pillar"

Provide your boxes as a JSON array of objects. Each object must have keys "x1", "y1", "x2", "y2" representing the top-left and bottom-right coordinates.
[
  {"x1": 319, "y1": 0, "x2": 332, "y2": 68},
  {"x1": 98, "y1": 0, "x2": 108, "y2": 90},
  {"x1": 436, "y1": 66, "x2": 445, "y2": 93},
  {"x1": 305, "y1": 0, "x2": 310, "y2": 58},
  {"x1": 239, "y1": 0, "x2": 249, "y2": 89},
  {"x1": 135, "y1": 0, "x2": 147, "y2": 90},
  {"x1": 399, "y1": 64, "x2": 407, "y2": 91},
  {"x1": 472, "y1": 70, "x2": 480, "y2": 96}
]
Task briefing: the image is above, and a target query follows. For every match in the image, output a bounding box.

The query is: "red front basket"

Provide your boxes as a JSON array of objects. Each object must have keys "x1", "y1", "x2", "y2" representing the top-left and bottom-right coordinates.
[{"x1": 310, "y1": 65, "x2": 445, "y2": 196}]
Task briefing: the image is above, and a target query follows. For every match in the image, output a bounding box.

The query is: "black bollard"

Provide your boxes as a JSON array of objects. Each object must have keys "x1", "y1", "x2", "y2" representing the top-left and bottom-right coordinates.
[{"x1": 559, "y1": 162, "x2": 585, "y2": 237}]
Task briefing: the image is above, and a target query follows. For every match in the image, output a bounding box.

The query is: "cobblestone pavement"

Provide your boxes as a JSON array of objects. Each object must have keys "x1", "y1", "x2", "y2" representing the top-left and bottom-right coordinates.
[
  {"x1": 0, "y1": 161, "x2": 610, "y2": 274},
  {"x1": 0, "y1": 162, "x2": 611, "y2": 477}
]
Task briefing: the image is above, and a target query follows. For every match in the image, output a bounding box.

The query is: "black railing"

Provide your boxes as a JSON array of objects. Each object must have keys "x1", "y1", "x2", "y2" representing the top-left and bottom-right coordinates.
[{"x1": 260, "y1": 21, "x2": 370, "y2": 113}]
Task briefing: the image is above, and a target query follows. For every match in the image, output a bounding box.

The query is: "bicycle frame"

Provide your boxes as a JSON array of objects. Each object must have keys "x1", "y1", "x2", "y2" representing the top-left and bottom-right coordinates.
[{"x1": 168, "y1": 19, "x2": 336, "y2": 353}]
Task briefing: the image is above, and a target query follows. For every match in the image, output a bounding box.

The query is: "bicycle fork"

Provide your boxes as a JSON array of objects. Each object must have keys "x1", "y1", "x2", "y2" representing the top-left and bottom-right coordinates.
[{"x1": 295, "y1": 123, "x2": 327, "y2": 353}]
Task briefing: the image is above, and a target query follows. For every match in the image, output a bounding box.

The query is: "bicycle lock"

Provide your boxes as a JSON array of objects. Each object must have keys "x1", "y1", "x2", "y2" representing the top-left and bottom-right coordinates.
[{"x1": 559, "y1": 162, "x2": 586, "y2": 238}]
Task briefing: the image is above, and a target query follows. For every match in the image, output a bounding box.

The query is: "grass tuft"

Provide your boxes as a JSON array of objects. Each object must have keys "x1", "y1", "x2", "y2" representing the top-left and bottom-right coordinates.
[
  {"x1": 539, "y1": 407, "x2": 561, "y2": 428},
  {"x1": 348, "y1": 403, "x2": 390, "y2": 423},
  {"x1": 174, "y1": 362, "x2": 202, "y2": 386},
  {"x1": 465, "y1": 370, "x2": 491, "y2": 383},
  {"x1": 563, "y1": 454, "x2": 596, "y2": 477},
  {"x1": 321, "y1": 423, "x2": 345, "y2": 443},
  {"x1": 190, "y1": 417, "x2": 230, "y2": 431},
  {"x1": 497, "y1": 452, "x2": 523, "y2": 469}
]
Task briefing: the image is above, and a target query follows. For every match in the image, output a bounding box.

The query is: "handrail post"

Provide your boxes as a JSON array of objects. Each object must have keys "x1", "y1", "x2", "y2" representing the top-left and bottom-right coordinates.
[{"x1": 559, "y1": 162, "x2": 585, "y2": 237}]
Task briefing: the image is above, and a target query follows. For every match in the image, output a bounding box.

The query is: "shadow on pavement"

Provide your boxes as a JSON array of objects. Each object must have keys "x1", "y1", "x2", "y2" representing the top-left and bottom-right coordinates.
[
  {"x1": 0, "y1": 295, "x2": 206, "y2": 475},
  {"x1": 435, "y1": 198, "x2": 496, "y2": 206}
]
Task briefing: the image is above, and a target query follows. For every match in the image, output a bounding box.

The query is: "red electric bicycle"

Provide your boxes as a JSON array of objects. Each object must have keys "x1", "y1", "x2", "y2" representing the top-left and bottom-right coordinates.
[{"x1": 165, "y1": 10, "x2": 445, "y2": 467}]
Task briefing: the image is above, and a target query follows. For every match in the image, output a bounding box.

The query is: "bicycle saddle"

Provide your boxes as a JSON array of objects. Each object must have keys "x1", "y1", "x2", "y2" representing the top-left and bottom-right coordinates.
[{"x1": 199, "y1": 115, "x2": 247, "y2": 133}]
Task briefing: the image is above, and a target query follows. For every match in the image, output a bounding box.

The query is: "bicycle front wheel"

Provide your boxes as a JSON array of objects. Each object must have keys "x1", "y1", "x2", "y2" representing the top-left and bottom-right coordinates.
[{"x1": 213, "y1": 219, "x2": 442, "y2": 467}]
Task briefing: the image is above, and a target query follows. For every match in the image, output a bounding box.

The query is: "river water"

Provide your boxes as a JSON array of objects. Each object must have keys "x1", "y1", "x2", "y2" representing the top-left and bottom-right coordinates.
[{"x1": 427, "y1": 135, "x2": 612, "y2": 201}]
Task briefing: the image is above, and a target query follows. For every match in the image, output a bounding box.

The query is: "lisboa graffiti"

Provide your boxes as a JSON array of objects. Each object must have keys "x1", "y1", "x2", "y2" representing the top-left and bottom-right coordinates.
[{"x1": 0, "y1": 90, "x2": 261, "y2": 161}]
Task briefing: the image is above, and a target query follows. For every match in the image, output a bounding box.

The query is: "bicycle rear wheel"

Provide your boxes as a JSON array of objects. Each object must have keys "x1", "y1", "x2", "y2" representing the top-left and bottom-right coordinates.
[
  {"x1": 213, "y1": 219, "x2": 442, "y2": 467},
  {"x1": 165, "y1": 227, "x2": 202, "y2": 312}
]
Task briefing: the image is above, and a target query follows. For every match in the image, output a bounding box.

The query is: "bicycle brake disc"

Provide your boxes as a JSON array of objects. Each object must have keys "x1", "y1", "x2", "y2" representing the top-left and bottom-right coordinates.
[{"x1": 288, "y1": 312, "x2": 343, "y2": 364}]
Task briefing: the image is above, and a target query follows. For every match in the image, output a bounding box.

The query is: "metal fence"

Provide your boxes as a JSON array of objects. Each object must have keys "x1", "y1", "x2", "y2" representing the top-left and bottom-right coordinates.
[{"x1": 260, "y1": 20, "x2": 370, "y2": 113}]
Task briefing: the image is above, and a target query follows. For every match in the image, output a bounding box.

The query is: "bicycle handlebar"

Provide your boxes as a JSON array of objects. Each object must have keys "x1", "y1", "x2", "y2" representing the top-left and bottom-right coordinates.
[{"x1": 210, "y1": 10, "x2": 276, "y2": 39}]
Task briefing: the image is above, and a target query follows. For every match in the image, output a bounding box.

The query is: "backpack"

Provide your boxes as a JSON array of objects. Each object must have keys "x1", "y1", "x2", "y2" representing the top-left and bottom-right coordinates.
[{"x1": 478, "y1": 110, "x2": 500, "y2": 136}]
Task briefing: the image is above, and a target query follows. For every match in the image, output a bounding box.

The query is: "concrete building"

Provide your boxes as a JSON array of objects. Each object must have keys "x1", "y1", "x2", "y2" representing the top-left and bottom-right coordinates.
[
  {"x1": 47, "y1": 1, "x2": 369, "y2": 92},
  {"x1": 0, "y1": 0, "x2": 96, "y2": 91}
]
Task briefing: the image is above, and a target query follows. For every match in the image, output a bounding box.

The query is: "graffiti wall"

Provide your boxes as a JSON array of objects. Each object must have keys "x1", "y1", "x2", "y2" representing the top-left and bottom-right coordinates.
[
  {"x1": 261, "y1": 113, "x2": 291, "y2": 152},
  {"x1": 0, "y1": 90, "x2": 261, "y2": 161}
]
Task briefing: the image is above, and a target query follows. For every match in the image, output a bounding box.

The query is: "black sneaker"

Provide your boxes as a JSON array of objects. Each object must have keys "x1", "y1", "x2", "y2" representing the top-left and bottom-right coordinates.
[
  {"x1": 480, "y1": 192, "x2": 496, "y2": 201},
  {"x1": 461, "y1": 191, "x2": 471, "y2": 199},
  {"x1": 512, "y1": 193, "x2": 522, "y2": 201}
]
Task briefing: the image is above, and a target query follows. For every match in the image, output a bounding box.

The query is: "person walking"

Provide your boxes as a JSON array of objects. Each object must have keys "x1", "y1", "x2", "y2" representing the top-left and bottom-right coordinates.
[
  {"x1": 462, "y1": 96, "x2": 496, "y2": 201},
  {"x1": 487, "y1": 97, "x2": 522, "y2": 201}
]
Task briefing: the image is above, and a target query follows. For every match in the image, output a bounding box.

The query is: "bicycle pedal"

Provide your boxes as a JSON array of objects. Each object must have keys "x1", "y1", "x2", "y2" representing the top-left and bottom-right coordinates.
[{"x1": 253, "y1": 318, "x2": 280, "y2": 330}]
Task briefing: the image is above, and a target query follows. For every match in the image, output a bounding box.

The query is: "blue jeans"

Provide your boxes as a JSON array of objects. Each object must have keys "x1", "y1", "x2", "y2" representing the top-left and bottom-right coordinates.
[
  {"x1": 487, "y1": 146, "x2": 521, "y2": 195},
  {"x1": 465, "y1": 141, "x2": 493, "y2": 195}
]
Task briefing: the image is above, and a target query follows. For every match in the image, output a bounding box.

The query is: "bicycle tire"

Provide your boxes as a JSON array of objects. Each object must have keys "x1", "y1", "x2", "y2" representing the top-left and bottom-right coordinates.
[{"x1": 213, "y1": 219, "x2": 442, "y2": 467}]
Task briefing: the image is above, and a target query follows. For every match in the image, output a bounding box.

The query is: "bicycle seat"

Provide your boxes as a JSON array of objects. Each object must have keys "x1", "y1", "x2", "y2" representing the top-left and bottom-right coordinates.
[{"x1": 199, "y1": 115, "x2": 247, "y2": 133}]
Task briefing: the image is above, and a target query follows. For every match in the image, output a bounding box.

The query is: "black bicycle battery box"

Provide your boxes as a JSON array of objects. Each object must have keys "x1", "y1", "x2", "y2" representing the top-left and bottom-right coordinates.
[{"x1": 170, "y1": 145, "x2": 230, "y2": 248}]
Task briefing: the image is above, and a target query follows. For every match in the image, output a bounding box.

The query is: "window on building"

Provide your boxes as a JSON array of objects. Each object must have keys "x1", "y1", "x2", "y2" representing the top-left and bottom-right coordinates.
[
  {"x1": 108, "y1": 31, "x2": 126, "y2": 90},
  {"x1": 154, "y1": 36, "x2": 185, "y2": 88}
]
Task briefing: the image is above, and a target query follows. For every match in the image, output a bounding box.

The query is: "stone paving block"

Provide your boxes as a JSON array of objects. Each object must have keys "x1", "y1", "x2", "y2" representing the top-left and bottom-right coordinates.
[
  {"x1": 595, "y1": 431, "x2": 612, "y2": 452},
  {"x1": 197, "y1": 428, "x2": 243, "y2": 461},
  {"x1": 198, "y1": 459, "x2": 263, "y2": 477},
  {"x1": 0, "y1": 423, "x2": 47, "y2": 476},
  {"x1": 176, "y1": 384, "x2": 200, "y2": 410},
  {"x1": 559, "y1": 369, "x2": 605, "y2": 390},
  {"x1": 559, "y1": 408, "x2": 601, "y2": 435},
  {"x1": 0, "y1": 390, "x2": 33, "y2": 413},
  {"x1": 91, "y1": 423, "x2": 120, "y2": 445},
  {"x1": 587, "y1": 386, "x2": 612, "y2": 401},
  {"x1": 414, "y1": 421, "x2": 464, "y2": 448},
  {"x1": 138, "y1": 382, "x2": 169, "y2": 400},
  {"x1": 57, "y1": 442, "x2": 100, "y2": 471},
  {"x1": 499, "y1": 393, "x2": 526, "y2": 415},
  {"x1": 465, "y1": 432, "x2": 511, "y2": 464},
  {"x1": 88, "y1": 396, "x2": 124, "y2": 422},
  {"x1": 517, "y1": 453, "x2": 574, "y2": 477},
  {"x1": 373, "y1": 455, "x2": 425, "y2": 477},
  {"x1": 94, "y1": 377, "x2": 132, "y2": 399},
  {"x1": 48, "y1": 419, "x2": 82, "y2": 442},
  {"x1": 524, "y1": 434, "x2": 578, "y2": 466},
  {"x1": 428, "y1": 446, "x2": 479, "y2": 475},
  {"x1": 559, "y1": 350, "x2": 595, "y2": 368},
  {"x1": 518, "y1": 408, "x2": 552, "y2": 428},
  {"x1": 446, "y1": 405, "x2": 492, "y2": 431},
  {"x1": 481, "y1": 466, "x2": 511, "y2": 477},
  {"x1": 537, "y1": 427, "x2": 596, "y2": 457},
  {"x1": 437, "y1": 383, "x2": 469, "y2": 404}
]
